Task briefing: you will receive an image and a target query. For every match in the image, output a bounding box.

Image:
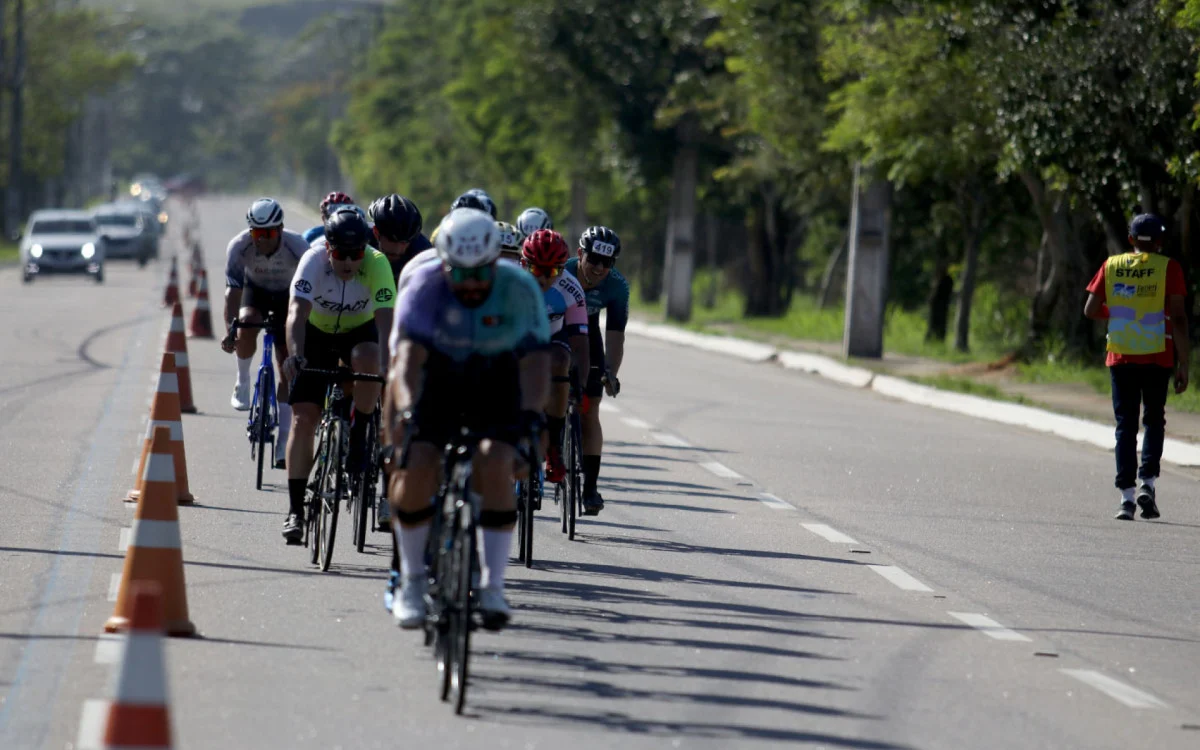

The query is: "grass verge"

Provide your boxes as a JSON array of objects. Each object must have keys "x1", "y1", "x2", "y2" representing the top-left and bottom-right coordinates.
[{"x1": 0, "y1": 241, "x2": 18, "y2": 263}]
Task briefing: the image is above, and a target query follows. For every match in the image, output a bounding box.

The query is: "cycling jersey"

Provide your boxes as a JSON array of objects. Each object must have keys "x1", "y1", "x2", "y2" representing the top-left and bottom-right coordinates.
[
  {"x1": 224, "y1": 229, "x2": 308, "y2": 291},
  {"x1": 385, "y1": 232, "x2": 434, "y2": 282},
  {"x1": 564, "y1": 258, "x2": 630, "y2": 332},
  {"x1": 392, "y1": 259, "x2": 549, "y2": 362},
  {"x1": 397, "y1": 248, "x2": 440, "y2": 293},
  {"x1": 291, "y1": 246, "x2": 397, "y2": 334},
  {"x1": 545, "y1": 270, "x2": 588, "y2": 337}
]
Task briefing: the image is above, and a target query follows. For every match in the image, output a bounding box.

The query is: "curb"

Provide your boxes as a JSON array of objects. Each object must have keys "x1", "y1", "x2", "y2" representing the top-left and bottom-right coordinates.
[{"x1": 626, "y1": 318, "x2": 1200, "y2": 468}]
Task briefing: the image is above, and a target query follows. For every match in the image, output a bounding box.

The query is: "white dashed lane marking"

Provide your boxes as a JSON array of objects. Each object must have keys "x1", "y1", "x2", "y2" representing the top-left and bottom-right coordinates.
[
  {"x1": 621, "y1": 417, "x2": 652, "y2": 430},
  {"x1": 76, "y1": 699, "x2": 109, "y2": 750},
  {"x1": 651, "y1": 432, "x2": 691, "y2": 448},
  {"x1": 118, "y1": 527, "x2": 131, "y2": 553},
  {"x1": 947, "y1": 612, "x2": 1032, "y2": 642},
  {"x1": 801, "y1": 523, "x2": 860, "y2": 544},
  {"x1": 107, "y1": 573, "x2": 121, "y2": 603},
  {"x1": 757, "y1": 493, "x2": 795, "y2": 511},
  {"x1": 868, "y1": 565, "x2": 934, "y2": 592},
  {"x1": 699, "y1": 461, "x2": 743, "y2": 480},
  {"x1": 1060, "y1": 669, "x2": 1169, "y2": 709},
  {"x1": 93, "y1": 634, "x2": 123, "y2": 664}
]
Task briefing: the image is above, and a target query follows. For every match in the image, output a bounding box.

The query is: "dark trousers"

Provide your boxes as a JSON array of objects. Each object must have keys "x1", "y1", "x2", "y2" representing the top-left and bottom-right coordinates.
[{"x1": 1110, "y1": 364, "x2": 1172, "y2": 489}]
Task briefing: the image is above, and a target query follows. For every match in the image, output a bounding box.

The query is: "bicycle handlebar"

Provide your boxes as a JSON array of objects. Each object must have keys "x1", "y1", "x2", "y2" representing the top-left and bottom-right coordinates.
[
  {"x1": 228, "y1": 314, "x2": 280, "y2": 333},
  {"x1": 297, "y1": 366, "x2": 387, "y2": 384}
]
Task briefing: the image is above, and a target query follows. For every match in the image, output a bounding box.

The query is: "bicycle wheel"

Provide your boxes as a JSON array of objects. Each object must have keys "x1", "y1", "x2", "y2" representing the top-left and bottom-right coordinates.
[
  {"x1": 433, "y1": 498, "x2": 456, "y2": 701},
  {"x1": 247, "y1": 388, "x2": 261, "y2": 464},
  {"x1": 318, "y1": 421, "x2": 343, "y2": 572},
  {"x1": 515, "y1": 482, "x2": 527, "y2": 563},
  {"x1": 353, "y1": 417, "x2": 377, "y2": 553},
  {"x1": 568, "y1": 413, "x2": 581, "y2": 541},
  {"x1": 451, "y1": 500, "x2": 475, "y2": 714},
  {"x1": 523, "y1": 476, "x2": 536, "y2": 568},
  {"x1": 255, "y1": 368, "x2": 271, "y2": 490}
]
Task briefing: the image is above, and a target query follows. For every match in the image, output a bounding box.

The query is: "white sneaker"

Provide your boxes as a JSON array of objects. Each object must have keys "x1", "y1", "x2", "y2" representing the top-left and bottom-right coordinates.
[
  {"x1": 230, "y1": 382, "x2": 251, "y2": 411},
  {"x1": 376, "y1": 499, "x2": 391, "y2": 530},
  {"x1": 273, "y1": 439, "x2": 287, "y2": 470},
  {"x1": 394, "y1": 575, "x2": 428, "y2": 629},
  {"x1": 476, "y1": 586, "x2": 511, "y2": 631}
]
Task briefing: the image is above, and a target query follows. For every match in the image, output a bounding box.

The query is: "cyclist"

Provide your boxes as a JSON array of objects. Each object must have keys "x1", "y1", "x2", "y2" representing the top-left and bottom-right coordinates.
[
  {"x1": 429, "y1": 192, "x2": 495, "y2": 245},
  {"x1": 304, "y1": 191, "x2": 355, "y2": 244},
  {"x1": 369, "y1": 194, "x2": 433, "y2": 280},
  {"x1": 516, "y1": 207, "x2": 553, "y2": 237},
  {"x1": 520, "y1": 229, "x2": 590, "y2": 483},
  {"x1": 564, "y1": 226, "x2": 628, "y2": 515},
  {"x1": 383, "y1": 207, "x2": 550, "y2": 630},
  {"x1": 279, "y1": 208, "x2": 397, "y2": 543},
  {"x1": 496, "y1": 221, "x2": 525, "y2": 263},
  {"x1": 222, "y1": 199, "x2": 309, "y2": 468},
  {"x1": 464, "y1": 188, "x2": 498, "y2": 219}
]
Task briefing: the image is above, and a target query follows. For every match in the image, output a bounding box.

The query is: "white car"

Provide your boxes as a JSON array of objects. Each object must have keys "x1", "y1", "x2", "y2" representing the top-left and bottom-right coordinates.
[
  {"x1": 20, "y1": 209, "x2": 106, "y2": 284},
  {"x1": 93, "y1": 203, "x2": 154, "y2": 266}
]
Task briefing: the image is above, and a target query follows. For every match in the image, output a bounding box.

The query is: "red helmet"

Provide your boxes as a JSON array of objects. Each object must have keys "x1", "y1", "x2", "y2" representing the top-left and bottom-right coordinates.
[
  {"x1": 521, "y1": 229, "x2": 569, "y2": 267},
  {"x1": 320, "y1": 191, "x2": 355, "y2": 220}
]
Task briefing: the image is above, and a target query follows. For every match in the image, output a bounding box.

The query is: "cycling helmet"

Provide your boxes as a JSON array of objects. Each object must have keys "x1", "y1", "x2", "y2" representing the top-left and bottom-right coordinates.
[
  {"x1": 522, "y1": 229, "x2": 570, "y2": 267},
  {"x1": 465, "y1": 188, "x2": 497, "y2": 218},
  {"x1": 320, "y1": 191, "x2": 355, "y2": 220},
  {"x1": 324, "y1": 207, "x2": 372, "y2": 251},
  {"x1": 246, "y1": 198, "x2": 283, "y2": 228},
  {"x1": 516, "y1": 207, "x2": 553, "y2": 236},
  {"x1": 369, "y1": 194, "x2": 423, "y2": 241},
  {"x1": 450, "y1": 192, "x2": 490, "y2": 215},
  {"x1": 435, "y1": 208, "x2": 501, "y2": 268},
  {"x1": 496, "y1": 221, "x2": 525, "y2": 253},
  {"x1": 579, "y1": 225, "x2": 621, "y2": 260}
]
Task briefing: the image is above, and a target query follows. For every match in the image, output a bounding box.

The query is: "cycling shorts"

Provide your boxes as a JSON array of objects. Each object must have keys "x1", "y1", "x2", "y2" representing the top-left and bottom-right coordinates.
[
  {"x1": 412, "y1": 353, "x2": 523, "y2": 449},
  {"x1": 240, "y1": 282, "x2": 288, "y2": 338},
  {"x1": 289, "y1": 320, "x2": 379, "y2": 406}
]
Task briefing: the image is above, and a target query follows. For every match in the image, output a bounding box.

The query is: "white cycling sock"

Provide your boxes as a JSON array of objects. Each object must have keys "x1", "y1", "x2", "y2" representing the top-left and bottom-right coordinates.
[
  {"x1": 397, "y1": 520, "x2": 430, "y2": 579},
  {"x1": 478, "y1": 528, "x2": 512, "y2": 590},
  {"x1": 236, "y1": 356, "x2": 253, "y2": 387},
  {"x1": 1142, "y1": 476, "x2": 1156, "y2": 489},
  {"x1": 1121, "y1": 487, "x2": 1136, "y2": 503},
  {"x1": 276, "y1": 403, "x2": 292, "y2": 456}
]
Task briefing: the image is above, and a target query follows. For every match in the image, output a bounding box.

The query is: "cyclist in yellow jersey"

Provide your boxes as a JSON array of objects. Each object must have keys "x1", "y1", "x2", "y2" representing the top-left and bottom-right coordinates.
[{"x1": 279, "y1": 208, "x2": 396, "y2": 542}]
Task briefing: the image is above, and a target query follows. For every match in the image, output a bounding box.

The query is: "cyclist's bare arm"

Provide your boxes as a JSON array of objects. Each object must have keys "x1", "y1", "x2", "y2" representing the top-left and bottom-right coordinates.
[
  {"x1": 374, "y1": 307, "x2": 394, "y2": 366},
  {"x1": 224, "y1": 287, "x2": 243, "y2": 332},
  {"x1": 605, "y1": 331, "x2": 625, "y2": 377},
  {"x1": 383, "y1": 338, "x2": 428, "y2": 448},
  {"x1": 569, "y1": 333, "x2": 590, "y2": 381},
  {"x1": 286, "y1": 298, "x2": 312, "y2": 364}
]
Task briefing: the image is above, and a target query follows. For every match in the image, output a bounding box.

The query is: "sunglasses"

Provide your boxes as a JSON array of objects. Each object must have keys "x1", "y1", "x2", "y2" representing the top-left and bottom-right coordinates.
[
  {"x1": 447, "y1": 265, "x2": 495, "y2": 284},
  {"x1": 329, "y1": 244, "x2": 366, "y2": 261},
  {"x1": 584, "y1": 253, "x2": 615, "y2": 269},
  {"x1": 250, "y1": 227, "x2": 280, "y2": 240},
  {"x1": 521, "y1": 259, "x2": 563, "y2": 279}
]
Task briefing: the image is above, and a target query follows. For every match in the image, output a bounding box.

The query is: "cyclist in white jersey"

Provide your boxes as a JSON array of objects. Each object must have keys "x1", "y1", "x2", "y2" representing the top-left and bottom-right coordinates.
[{"x1": 222, "y1": 198, "x2": 308, "y2": 467}]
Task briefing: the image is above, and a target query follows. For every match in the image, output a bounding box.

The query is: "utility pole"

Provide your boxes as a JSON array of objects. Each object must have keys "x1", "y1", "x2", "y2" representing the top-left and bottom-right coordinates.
[
  {"x1": 6, "y1": 0, "x2": 24, "y2": 237},
  {"x1": 842, "y1": 162, "x2": 892, "y2": 359}
]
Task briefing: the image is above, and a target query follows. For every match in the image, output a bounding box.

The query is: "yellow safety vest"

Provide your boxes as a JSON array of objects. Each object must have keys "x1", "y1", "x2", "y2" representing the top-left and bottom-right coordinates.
[{"x1": 1103, "y1": 252, "x2": 1169, "y2": 355}]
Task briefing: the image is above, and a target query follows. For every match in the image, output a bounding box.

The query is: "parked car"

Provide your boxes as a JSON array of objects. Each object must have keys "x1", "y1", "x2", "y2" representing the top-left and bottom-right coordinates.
[
  {"x1": 20, "y1": 209, "x2": 106, "y2": 284},
  {"x1": 93, "y1": 202, "x2": 154, "y2": 266}
]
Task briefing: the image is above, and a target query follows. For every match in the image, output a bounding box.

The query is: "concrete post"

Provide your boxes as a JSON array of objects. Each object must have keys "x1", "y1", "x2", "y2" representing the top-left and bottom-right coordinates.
[{"x1": 842, "y1": 163, "x2": 892, "y2": 359}]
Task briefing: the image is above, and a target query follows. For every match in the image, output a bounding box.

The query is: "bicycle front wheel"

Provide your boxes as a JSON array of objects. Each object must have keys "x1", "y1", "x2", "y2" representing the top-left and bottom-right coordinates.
[
  {"x1": 523, "y1": 476, "x2": 536, "y2": 568},
  {"x1": 318, "y1": 421, "x2": 343, "y2": 572},
  {"x1": 451, "y1": 508, "x2": 475, "y2": 714},
  {"x1": 255, "y1": 369, "x2": 271, "y2": 490},
  {"x1": 567, "y1": 413, "x2": 581, "y2": 541}
]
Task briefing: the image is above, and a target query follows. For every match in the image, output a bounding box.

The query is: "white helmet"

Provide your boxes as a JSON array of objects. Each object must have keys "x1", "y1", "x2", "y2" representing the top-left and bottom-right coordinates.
[
  {"x1": 516, "y1": 207, "x2": 553, "y2": 236},
  {"x1": 246, "y1": 198, "x2": 283, "y2": 228},
  {"x1": 435, "y1": 208, "x2": 501, "y2": 268}
]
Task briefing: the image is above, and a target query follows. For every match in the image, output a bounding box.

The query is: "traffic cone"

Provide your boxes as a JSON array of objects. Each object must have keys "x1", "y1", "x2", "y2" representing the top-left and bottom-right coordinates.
[
  {"x1": 102, "y1": 582, "x2": 177, "y2": 748},
  {"x1": 128, "y1": 352, "x2": 195, "y2": 506},
  {"x1": 107, "y1": 428, "x2": 195, "y2": 637},
  {"x1": 188, "y1": 269, "x2": 215, "y2": 339},
  {"x1": 166, "y1": 303, "x2": 196, "y2": 414},
  {"x1": 186, "y1": 243, "x2": 201, "y2": 298},
  {"x1": 163, "y1": 258, "x2": 180, "y2": 307}
]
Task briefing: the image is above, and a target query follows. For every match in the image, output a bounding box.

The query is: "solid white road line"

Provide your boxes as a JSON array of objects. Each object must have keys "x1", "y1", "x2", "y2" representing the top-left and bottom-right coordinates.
[
  {"x1": 93, "y1": 634, "x2": 124, "y2": 665},
  {"x1": 107, "y1": 573, "x2": 121, "y2": 602},
  {"x1": 652, "y1": 432, "x2": 691, "y2": 448},
  {"x1": 699, "y1": 461, "x2": 743, "y2": 480},
  {"x1": 868, "y1": 565, "x2": 934, "y2": 592},
  {"x1": 801, "y1": 523, "x2": 860, "y2": 544},
  {"x1": 757, "y1": 492, "x2": 795, "y2": 511},
  {"x1": 76, "y1": 699, "x2": 109, "y2": 750},
  {"x1": 1060, "y1": 669, "x2": 1169, "y2": 709},
  {"x1": 622, "y1": 417, "x2": 652, "y2": 430},
  {"x1": 600, "y1": 401, "x2": 620, "y2": 414},
  {"x1": 118, "y1": 527, "x2": 131, "y2": 553},
  {"x1": 947, "y1": 612, "x2": 1032, "y2": 642}
]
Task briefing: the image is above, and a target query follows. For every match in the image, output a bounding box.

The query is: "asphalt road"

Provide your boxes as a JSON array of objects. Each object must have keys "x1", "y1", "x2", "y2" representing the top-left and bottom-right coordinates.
[{"x1": 1, "y1": 195, "x2": 1197, "y2": 750}]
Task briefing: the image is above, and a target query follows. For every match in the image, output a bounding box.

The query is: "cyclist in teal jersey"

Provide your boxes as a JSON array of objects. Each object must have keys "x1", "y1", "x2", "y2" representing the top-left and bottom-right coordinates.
[{"x1": 563, "y1": 226, "x2": 628, "y2": 515}]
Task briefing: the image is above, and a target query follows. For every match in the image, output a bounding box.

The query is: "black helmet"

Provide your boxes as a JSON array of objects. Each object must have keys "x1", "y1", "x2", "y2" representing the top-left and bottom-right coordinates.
[
  {"x1": 579, "y1": 225, "x2": 621, "y2": 260},
  {"x1": 324, "y1": 207, "x2": 372, "y2": 251},
  {"x1": 369, "y1": 194, "x2": 423, "y2": 242},
  {"x1": 451, "y1": 192, "x2": 493, "y2": 217}
]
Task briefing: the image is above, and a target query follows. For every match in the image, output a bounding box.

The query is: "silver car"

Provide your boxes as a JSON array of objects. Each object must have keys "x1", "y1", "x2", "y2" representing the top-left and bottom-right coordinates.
[
  {"x1": 93, "y1": 203, "x2": 153, "y2": 266},
  {"x1": 20, "y1": 209, "x2": 106, "y2": 284}
]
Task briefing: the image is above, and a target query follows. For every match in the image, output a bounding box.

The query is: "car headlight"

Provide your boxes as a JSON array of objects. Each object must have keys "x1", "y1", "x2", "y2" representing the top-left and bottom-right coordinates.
[
  {"x1": 30, "y1": 244, "x2": 42, "y2": 258},
  {"x1": 131, "y1": 183, "x2": 142, "y2": 197},
  {"x1": 157, "y1": 212, "x2": 169, "y2": 224},
  {"x1": 81, "y1": 243, "x2": 96, "y2": 259}
]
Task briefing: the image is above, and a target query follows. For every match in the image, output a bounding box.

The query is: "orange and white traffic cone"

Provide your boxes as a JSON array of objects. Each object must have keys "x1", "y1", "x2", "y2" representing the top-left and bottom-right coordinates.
[
  {"x1": 101, "y1": 582, "x2": 177, "y2": 747},
  {"x1": 128, "y1": 352, "x2": 195, "y2": 506},
  {"x1": 188, "y1": 269, "x2": 214, "y2": 339},
  {"x1": 166, "y1": 303, "x2": 196, "y2": 414},
  {"x1": 163, "y1": 258, "x2": 180, "y2": 307},
  {"x1": 107, "y1": 429, "x2": 195, "y2": 637}
]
